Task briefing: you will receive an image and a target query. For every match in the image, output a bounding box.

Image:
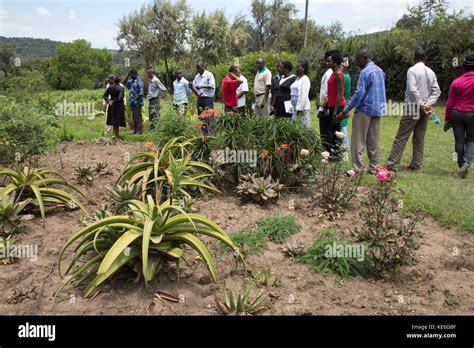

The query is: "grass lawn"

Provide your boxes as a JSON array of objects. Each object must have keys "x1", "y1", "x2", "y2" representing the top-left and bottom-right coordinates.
[{"x1": 59, "y1": 99, "x2": 473, "y2": 233}]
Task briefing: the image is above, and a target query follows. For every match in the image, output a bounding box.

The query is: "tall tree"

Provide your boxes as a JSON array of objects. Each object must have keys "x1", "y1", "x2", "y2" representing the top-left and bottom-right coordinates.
[{"x1": 0, "y1": 44, "x2": 15, "y2": 77}]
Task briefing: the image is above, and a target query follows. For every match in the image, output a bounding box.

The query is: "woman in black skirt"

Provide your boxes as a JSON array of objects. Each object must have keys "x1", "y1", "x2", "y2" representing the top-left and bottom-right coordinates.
[
  {"x1": 103, "y1": 76, "x2": 126, "y2": 139},
  {"x1": 272, "y1": 61, "x2": 297, "y2": 118}
]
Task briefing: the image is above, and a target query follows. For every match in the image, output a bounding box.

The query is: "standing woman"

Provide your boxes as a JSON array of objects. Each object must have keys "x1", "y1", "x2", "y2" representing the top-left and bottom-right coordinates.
[
  {"x1": 341, "y1": 58, "x2": 351, "y2": 148},
  {"x1": 290, "y1": 60, "x2": 311, "y2": 127},
  {"x1": 323, "y1": 51, "x2": 345, "y2": 156},
  {"x1": 103, "y1": 76, "x2": 126, "y2": 140},
  {"x1": 272, "y1": 61, "x2": 297, "y2": 118},
  {"x1": 445, "y1": 55, "x2": 474, "y2": 178}
]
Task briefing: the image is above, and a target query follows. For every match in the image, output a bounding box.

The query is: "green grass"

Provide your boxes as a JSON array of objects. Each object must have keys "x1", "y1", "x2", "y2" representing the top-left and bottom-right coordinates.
[
  {"x1": 255, "y1": 214, "x2": 302, "y2": 243},
  {"x1": 218, "y1": 228, "x2": 267, "y2": 256}
]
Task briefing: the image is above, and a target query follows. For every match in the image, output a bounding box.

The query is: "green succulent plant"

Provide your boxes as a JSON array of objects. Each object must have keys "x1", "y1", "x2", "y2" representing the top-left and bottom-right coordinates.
[{"x1": 235, "y1": 173, "x2": 284, "y2": 205}]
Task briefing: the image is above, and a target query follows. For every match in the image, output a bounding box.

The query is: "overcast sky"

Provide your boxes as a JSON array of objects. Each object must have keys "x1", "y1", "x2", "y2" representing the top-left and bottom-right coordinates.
[{"x1": 0, "y1": 0, "x2": 472, "y2": 49}]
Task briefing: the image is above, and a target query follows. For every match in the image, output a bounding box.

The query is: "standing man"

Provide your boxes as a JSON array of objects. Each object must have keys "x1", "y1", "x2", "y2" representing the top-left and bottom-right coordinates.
[
  {"x1": 124, "y1": 69, "x2": 144, "y2": 134},
  {"x1": 235, "y1": 66, "x2": 249, "y2": 113},
  {"x1": 146, "y1": 67, "x2": 167, "y2": 130},
  {"x1": 221, "y1": 66, "x2": 243, "y2": 113},
  {"x1": 254, "y1": 58, "x2": 272, "y2": 117},
  {"x1": 190, "y1": 61, "x2": 215, "y2": 115},
  {"x1": 317, "y1": 52, "x2": 334, "y2": 150},
  {"x1": 337, "y1": 49, "x2": 387, "y2": 174},
  {"x1": 173, "y1": 68, "x2": 191, "y2": 115},
  {"x1": 384, "y1": 48, "x2": 441, "y2": 171}
]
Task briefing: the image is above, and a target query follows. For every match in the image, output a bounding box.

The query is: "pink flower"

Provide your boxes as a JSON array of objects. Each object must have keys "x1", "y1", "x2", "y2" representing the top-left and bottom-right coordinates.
[
  {"x1": 347, "y1": 169, "x2": 355, "y2": 177},
  {"x1": 375, "y1": 170, "x2": 392, "y2": 182},
  {"x1": 300, "y1": 148, "x2": 310, "y2": 157},
  {"x1": 321, "y1": 159, "x2": 329, "y2": 166},
  {"x1": 335, "y1": 131, "x2": 345, "y2": 139},
  {"x1": 321, "y1": 151, "x2": 330, "y2": 160}
]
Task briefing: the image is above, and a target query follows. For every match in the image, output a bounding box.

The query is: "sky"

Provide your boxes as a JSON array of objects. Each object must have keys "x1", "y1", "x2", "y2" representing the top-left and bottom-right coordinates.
[{"x1": 0, "y1": 0, "x2": 472, "y2": 49}]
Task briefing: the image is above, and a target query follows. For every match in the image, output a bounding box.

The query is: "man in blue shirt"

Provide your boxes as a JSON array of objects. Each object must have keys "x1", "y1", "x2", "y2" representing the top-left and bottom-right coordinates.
[
  {"x1": 124, "y1": 69, "x2": 144, "y2": 134},
  {"x1": 173, "y1": 68, "x2": 191, "y2": 115},
  {"x1": 337, "y1": 49, "x2": 387, "y2": 174}
]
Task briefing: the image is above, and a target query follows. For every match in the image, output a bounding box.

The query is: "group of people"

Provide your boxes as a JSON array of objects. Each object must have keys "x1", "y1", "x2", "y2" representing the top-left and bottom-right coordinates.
[{"x1": 102, "y1": 49, "x2": 474, "y2": 178}]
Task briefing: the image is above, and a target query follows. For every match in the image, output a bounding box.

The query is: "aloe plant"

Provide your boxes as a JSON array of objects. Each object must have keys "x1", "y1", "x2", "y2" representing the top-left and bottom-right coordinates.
[
  {"x1": 0, "y1": 189, "x2": 33, "y2": 235},
  {"x1": 0, "y1": 166, "x2": 88, "y2": 221},
  {"x1": 215, "y1": 281, "x2": 268, "y2": 315},
  {"x1": 57, "y1": 196, "x2": 242, "y2": 298},
  {"x1": 118, "y1": 137, "x2": 219, "y2": 204},
  {"x1": 235, "y1": 173, "x2": 284, "y2": 205}
]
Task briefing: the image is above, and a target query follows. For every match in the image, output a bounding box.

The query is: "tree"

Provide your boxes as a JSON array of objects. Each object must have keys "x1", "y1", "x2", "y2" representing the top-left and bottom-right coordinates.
[
  {"x1": 396, "y1": 0, "x2": 448, "y2": 28},
  {"x1": 46, "y1": 39, "x2": 112, "y2": 90},
  {"x1": 117, "y1": 0, "x2": 191, "y2": 85},
  {"x1": 0, "y1": 44, "x2": 15, "y2": 77}
]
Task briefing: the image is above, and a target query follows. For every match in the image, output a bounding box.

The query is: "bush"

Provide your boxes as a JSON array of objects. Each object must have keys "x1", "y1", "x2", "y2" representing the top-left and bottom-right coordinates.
[
  {"x1": 255, "y1": 214, "x2": 301, "y2": 243},
  {"x1": 298, "y1": 229, "x2": 372, "y2": 279},
  {"x1": 151, "y1": 108, "x2": 200, "y2": 146},
  {"x1": 354, "y1": 171, "x2": 423, "y2": 278},
  {"x1": 0, "y1": 96, "x2": 59, "y2": 162},
  {"x1": 219, "y1": 228, "x2": 267, "y2": 257}
]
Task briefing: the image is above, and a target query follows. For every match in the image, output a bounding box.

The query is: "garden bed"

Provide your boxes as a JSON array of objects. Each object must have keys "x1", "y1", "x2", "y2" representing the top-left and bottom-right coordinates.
[{"x1": 0, "y1": 141, "x2": 472, "y2": 315}]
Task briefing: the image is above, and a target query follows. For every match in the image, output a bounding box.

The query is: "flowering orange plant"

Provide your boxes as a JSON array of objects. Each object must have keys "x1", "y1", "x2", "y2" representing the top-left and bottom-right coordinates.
[
  {"x1": 275, "y1": 143, "x2": 289, "y2": 153},
  {"x1": 259, "y1": 149, "x2": 268, "y2": 158},
  {"x1": 198, "y1": 108, "x2": 220, "y2": 119},
  {"x1": 144, "y1": 140, "x2": 158, "y2": 152}
]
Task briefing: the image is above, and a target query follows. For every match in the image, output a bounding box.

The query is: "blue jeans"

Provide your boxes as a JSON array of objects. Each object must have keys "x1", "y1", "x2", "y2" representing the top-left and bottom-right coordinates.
[{"x1": 452, "y1": 109, "x2": 474, "y2": 168}]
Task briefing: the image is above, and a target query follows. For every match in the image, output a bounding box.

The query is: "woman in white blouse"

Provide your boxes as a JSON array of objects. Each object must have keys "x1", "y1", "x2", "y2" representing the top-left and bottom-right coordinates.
[{"x1": 290, "y1": 60, "x2": 311, "y2": 128}]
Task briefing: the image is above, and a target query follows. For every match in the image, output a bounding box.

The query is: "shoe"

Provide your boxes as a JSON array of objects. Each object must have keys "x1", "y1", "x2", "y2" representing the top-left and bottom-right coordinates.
[
  {"x1": 402, "y1": 165, "x2": 420, "y2": 172},
  {"x1": 459, "y1": 163, "x2": 469, "y2": 178}
]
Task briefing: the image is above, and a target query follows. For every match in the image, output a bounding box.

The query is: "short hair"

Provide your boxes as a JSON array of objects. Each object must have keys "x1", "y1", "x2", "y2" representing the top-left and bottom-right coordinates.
[
  {"x1": 414, "y1": 48, "x2": 427, "y2": 61},
  {"x1": 356, "y1": 48, "x2": 372, "y2": 60},
  {"x1": 324, "y1": 49, "x2": 340, "y2": 60},
  {"x1": 228, "y1": 65, "x2": 238, "y2": 73},
  {"x1": 298, "y1": 60, "x2": 309, "y2": 75},
  {"x1": 256, "y1": 58, "x2": 265, "y2": 64},
  {"x1": 175, "y1": 68, "x2": 183, "y2": 73},
  {"x1": 281, "y1": 60, "x2": 292, "y2": 71},
  {"x1": 463, "y1": 54, "x2": 474, "y2": 69},
  {"x1": 146, "y1": 66, "x2": 155, "y2": 72},
  {"x1": 196, "y1": 61, "x2": 206, "y2": 68},
  {"x1": 114, "y1": 76, "x2": 121, "y2": 84},
  {"x1": 130, "y1": 69, "x2": 138, "y2": 75},
  {"x1": 329, "y1": 51, "x2": 343, "y2": 65}
]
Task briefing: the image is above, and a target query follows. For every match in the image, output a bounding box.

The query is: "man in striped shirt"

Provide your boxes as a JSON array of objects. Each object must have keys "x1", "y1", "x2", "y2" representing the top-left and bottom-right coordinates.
[{"x1": 337, "y1": 49, "x2": 387, "y2": 174}]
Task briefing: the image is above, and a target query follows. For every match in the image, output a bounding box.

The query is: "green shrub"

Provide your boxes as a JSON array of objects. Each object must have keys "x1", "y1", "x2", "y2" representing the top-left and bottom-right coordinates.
[
  {"x1": 151, "y1": 108, "x2": 199, "y2": 146},
  {"x1": 255, "y1": 214, "x2": 301, "y2": 243},
  {"x1": 298, "y1": 229, "x2": 372, "y2": 279},
  {"x1": 0, "y1": 96, "x2": 59, "y2": 162},
  {"x1": 219, "y1": 228, "x2": 267, "y2": 257}
]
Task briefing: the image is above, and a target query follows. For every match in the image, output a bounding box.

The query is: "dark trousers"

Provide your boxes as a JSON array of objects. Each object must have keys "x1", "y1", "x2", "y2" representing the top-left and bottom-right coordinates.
[
  {"x1": 224, "y1": 105, "x2": 238, "y2": 113},
  {"x1": 148, "y1": 97, "x2": 160, "y2": 129},
  {"x1": 319, "y1": 106, "x2": 342, "y2": 155},
  {"x1": 237, "y1": 106, "x2": 245, "y2": 114},
  {"x1": 132, "y1": 107, "x2": 143, "y2": 134},
  {"x1": 452, "y1": 109, "x2": 474, "y2": 168},
  {"x1": 197, "y1": 96, "x2": 214, "y2": 115}
]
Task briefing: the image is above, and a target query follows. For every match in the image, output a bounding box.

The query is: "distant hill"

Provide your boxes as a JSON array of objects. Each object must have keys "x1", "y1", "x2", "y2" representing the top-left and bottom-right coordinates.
[
  {"x1": 0, "y1": 36, "x2": 61, "y2": 61},
  {"x1": 0, "y1": 36, "x2": 119, "y2": 62}
]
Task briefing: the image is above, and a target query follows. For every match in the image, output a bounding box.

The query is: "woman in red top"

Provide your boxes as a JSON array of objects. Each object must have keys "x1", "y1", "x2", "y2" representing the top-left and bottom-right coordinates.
[
  {"x1": 445, "y1": 55, "x2": 474, "y2": 178},
  {"x1": 321, "y1": 50, "x2": 345, "y2": 157}
]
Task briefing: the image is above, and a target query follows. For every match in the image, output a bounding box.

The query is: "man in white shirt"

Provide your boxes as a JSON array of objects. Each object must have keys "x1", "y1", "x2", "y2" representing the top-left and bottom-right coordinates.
[
  {"x1": 173, "y1": 68, "x2": 191, "y2": 115},
  {"x1": 317, "y1": 54, "x2": 333, "y2": 118},
  {"x1": 146, "y1": 67, "x2": 167, "y2": 129},
  {"x1": 235, "y1": 66, "x2": 248, "y2": 113},
  {"x1": 189, "y1": 61, "x2": 215, "y2": 115},
  {"x1": 386, "y1": 48, "x2": 441, "y2": 171}
]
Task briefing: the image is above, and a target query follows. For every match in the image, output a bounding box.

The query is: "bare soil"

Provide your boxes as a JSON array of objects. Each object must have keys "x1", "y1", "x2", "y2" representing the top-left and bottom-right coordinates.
[{"x1": 1, "y1": 141, "x2": 473, "y2": 315}]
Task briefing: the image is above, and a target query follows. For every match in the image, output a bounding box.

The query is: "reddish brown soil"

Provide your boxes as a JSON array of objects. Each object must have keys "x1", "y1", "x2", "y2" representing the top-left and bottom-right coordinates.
[{"x1": 1, "y1": 141, "x2": 473, "y2": 315}]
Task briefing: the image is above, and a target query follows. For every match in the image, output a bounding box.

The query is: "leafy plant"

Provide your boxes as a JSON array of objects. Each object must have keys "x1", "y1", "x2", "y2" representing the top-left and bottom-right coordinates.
[
  {"x1": 0, "y1": 189, "x2": 33, "y2": 235},
  {"x1": 57, "y1": 196, "x2": 241, "y2": 297},
  {"x1": 0, "y1": 166, "x2": 87, "y2": 221},
  {"x1": 152, "y1": 109, "x2": 199, "y2": 146},
  {"x1": 354, "y1": 172, "x2": 423, "y2": 278},
  {"x1": 252, "y1": 267, "x2": 281, "y2": 287},
  {"x1": 118, "y1": 137, "x2": 219, "y2": 204},
  {"x1": 255, "y1": 214, "x2": 301, "y2": 243},
  {"x1": 95, "y1": 161, "x2": 110, "y2": 175},
  {"x1": 298, "y1": 229, "x2": 371, "y2": 279},
  {"x1": 75, "y1": 164, "x2": 93, "y2": 185},
  {"x1": 107, "y1": 181, "x2": 142, "y2": 212},
  {"x1": 59, "y1": 124, "x2": 75, "y2": 141},
  {"x1": 313, "y1": 146, "x2": 363, "y2": 220},
  {"x1": 0, "y1": 235, "x2": 16, "y2": 265},
  {"x1": 235, "y1": 174, "x2": 284, "y2": 205},
  {"x1": 215, "y1": 281, "x2": 268, "y2": 315},
  {"x1": 218, "y1": 228, "x2": 267, "y2": 257}
]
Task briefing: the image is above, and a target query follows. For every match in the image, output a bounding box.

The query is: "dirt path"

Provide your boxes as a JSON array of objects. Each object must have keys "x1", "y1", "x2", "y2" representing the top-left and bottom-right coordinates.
[{"x1": 1, "y1": 141, "x2": 472, "y2": 315}]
